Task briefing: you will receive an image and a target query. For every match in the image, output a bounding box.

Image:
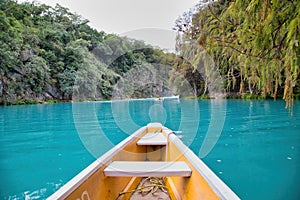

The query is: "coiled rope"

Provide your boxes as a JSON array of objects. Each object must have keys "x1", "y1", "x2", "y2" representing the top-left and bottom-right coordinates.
[{"x1": 119, "y1": 177, "x2": 168, "y2": 196}]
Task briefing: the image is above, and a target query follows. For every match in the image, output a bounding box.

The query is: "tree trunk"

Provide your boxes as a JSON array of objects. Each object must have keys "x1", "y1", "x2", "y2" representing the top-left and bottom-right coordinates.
[
  {"x1": 248, "y1": 82, "x2": 253, "y2": 94},
  {"x1": 202, "y1": 77, "x2": 208, "y2": 97},
  {"x1": 193, "y1": 79, "x2": 198, "y2": 96}
]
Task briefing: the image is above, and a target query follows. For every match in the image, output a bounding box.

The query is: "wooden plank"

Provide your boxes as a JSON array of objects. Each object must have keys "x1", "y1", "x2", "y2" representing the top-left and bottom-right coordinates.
[
  {"x1": 104, "y1": 161, "x2": 192, "y2": 177},
  {"x1": 136, "y1": 132, "x2": 168, "y2": 145}
]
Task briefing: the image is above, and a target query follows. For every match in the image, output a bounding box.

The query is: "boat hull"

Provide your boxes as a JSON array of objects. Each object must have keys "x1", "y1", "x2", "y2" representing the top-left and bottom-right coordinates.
[{"x1": 47, "y1": 123, "x2": 239, "y2": 200}]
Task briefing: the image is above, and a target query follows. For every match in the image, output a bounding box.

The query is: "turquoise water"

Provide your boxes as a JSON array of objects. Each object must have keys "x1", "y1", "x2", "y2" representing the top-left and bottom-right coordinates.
[{"x1": 0, "y1": 99, "x2": 299, "y2": 199}]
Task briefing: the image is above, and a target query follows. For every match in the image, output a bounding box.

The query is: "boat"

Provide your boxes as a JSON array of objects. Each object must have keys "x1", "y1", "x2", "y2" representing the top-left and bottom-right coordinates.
[
  {"x1": 47, "y1": 123, "x2": 239, "y2": 200},
  {"x1": 162, "y1": 95, "x2": 179, "y2": 100},
  {"x1": 154, "y1": 95, "x2": 179, "y2": 101},
  {"x1": 154, "y1": 97, "x2": 164, "y2": 101}
]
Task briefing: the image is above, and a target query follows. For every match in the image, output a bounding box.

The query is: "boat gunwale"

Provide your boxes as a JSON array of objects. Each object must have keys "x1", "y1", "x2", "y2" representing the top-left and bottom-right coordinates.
[
  {"x1": 48, "y1": 124, "x2": 240, "y2": 200},
  {"x1": 164, "y1": 127, "x2": 240, "y2": 200},
  {"x1": 47, "y1": 126, "x2": 147, "y2": 200}
]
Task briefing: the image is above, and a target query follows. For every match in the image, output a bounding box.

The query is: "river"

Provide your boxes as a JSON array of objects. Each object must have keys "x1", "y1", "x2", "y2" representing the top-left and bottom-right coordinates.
[{"x1": 0, "y1": 99, "x2": 299, "y2": 199}]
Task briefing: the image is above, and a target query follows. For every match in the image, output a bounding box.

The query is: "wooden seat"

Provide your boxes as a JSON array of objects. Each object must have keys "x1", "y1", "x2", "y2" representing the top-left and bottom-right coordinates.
[
  {"x1": 104, "y1": 161, "x2": 192, "y2": 177},
  {"x1": 137, "y1": 132, "x2": 168, "y2": 146}
]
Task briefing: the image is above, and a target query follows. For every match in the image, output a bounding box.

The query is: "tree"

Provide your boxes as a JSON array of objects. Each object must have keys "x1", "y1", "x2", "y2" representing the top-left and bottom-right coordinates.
[{"x1": 174, "y1": 0, "x2": 299, "y2": 107}]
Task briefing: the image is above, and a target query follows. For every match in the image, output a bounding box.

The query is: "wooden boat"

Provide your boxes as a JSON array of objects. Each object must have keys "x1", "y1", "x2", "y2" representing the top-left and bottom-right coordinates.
[
  {"x1": 154, "y1": 95, "x2": 179, "y2": 101},
  {"x1": 48, "y1": 123, "x2": 239, "y2": 200}
]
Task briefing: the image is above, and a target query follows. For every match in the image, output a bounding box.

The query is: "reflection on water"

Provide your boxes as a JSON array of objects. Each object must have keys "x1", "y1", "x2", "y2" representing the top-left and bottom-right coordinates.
[{"x1": 0, "y1": 100, "x2": 299, "y2": 199}]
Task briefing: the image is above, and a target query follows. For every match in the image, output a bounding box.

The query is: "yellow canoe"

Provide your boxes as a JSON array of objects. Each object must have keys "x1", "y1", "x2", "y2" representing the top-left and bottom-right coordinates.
[{"x1": 48, "y1": 123, "x2": 239, "y2": 200}]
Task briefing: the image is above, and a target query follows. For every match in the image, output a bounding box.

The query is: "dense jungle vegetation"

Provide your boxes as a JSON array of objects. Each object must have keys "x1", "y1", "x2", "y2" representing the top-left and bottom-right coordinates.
[
  {"x1": 0, "y1": 0, "x2": 299, "y2": 107},
  {"x1": 0, "y1": 0, "x2": 175, "y2": 105},
  {"x1": 173, "y1": 0, "x2": 299, "y2": 108}
]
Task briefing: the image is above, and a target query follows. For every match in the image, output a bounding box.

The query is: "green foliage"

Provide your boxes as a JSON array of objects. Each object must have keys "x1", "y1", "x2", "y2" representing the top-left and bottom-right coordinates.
[
  {"x1": 174, "y1": 0, "x2": 299, "y2": 107},
  {"x1": 0, "y1": 0, "x2": 176, "y2": 105}
]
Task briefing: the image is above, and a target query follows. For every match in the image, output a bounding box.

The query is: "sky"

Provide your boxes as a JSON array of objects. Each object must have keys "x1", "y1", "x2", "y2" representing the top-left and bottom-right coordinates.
[{"x1": 21, "y1": 0, "x2": 199, "y2": 51}]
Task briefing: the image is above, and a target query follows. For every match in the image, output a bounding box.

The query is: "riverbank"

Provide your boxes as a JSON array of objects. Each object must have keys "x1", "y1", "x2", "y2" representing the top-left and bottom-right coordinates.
[{"x1": 2, "y1": 93, "x2": 300, "y2": 106}]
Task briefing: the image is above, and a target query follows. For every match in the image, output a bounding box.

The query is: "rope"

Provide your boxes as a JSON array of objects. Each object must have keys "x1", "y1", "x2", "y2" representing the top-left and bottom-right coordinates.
[{"x1": 119, "y1": 177, "x2": 168, "y2": 197}]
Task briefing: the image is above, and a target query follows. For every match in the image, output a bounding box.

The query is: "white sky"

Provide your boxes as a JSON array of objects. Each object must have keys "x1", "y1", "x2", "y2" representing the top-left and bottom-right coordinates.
[{"x1": 21, "y1": 0, "x2": 199, "y2": 51}]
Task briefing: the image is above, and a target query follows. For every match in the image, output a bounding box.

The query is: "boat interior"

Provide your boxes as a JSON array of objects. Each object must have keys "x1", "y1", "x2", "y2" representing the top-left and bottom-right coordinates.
[{"x1": 49, "y1": 123, "x2": 238, "y2": 200}]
